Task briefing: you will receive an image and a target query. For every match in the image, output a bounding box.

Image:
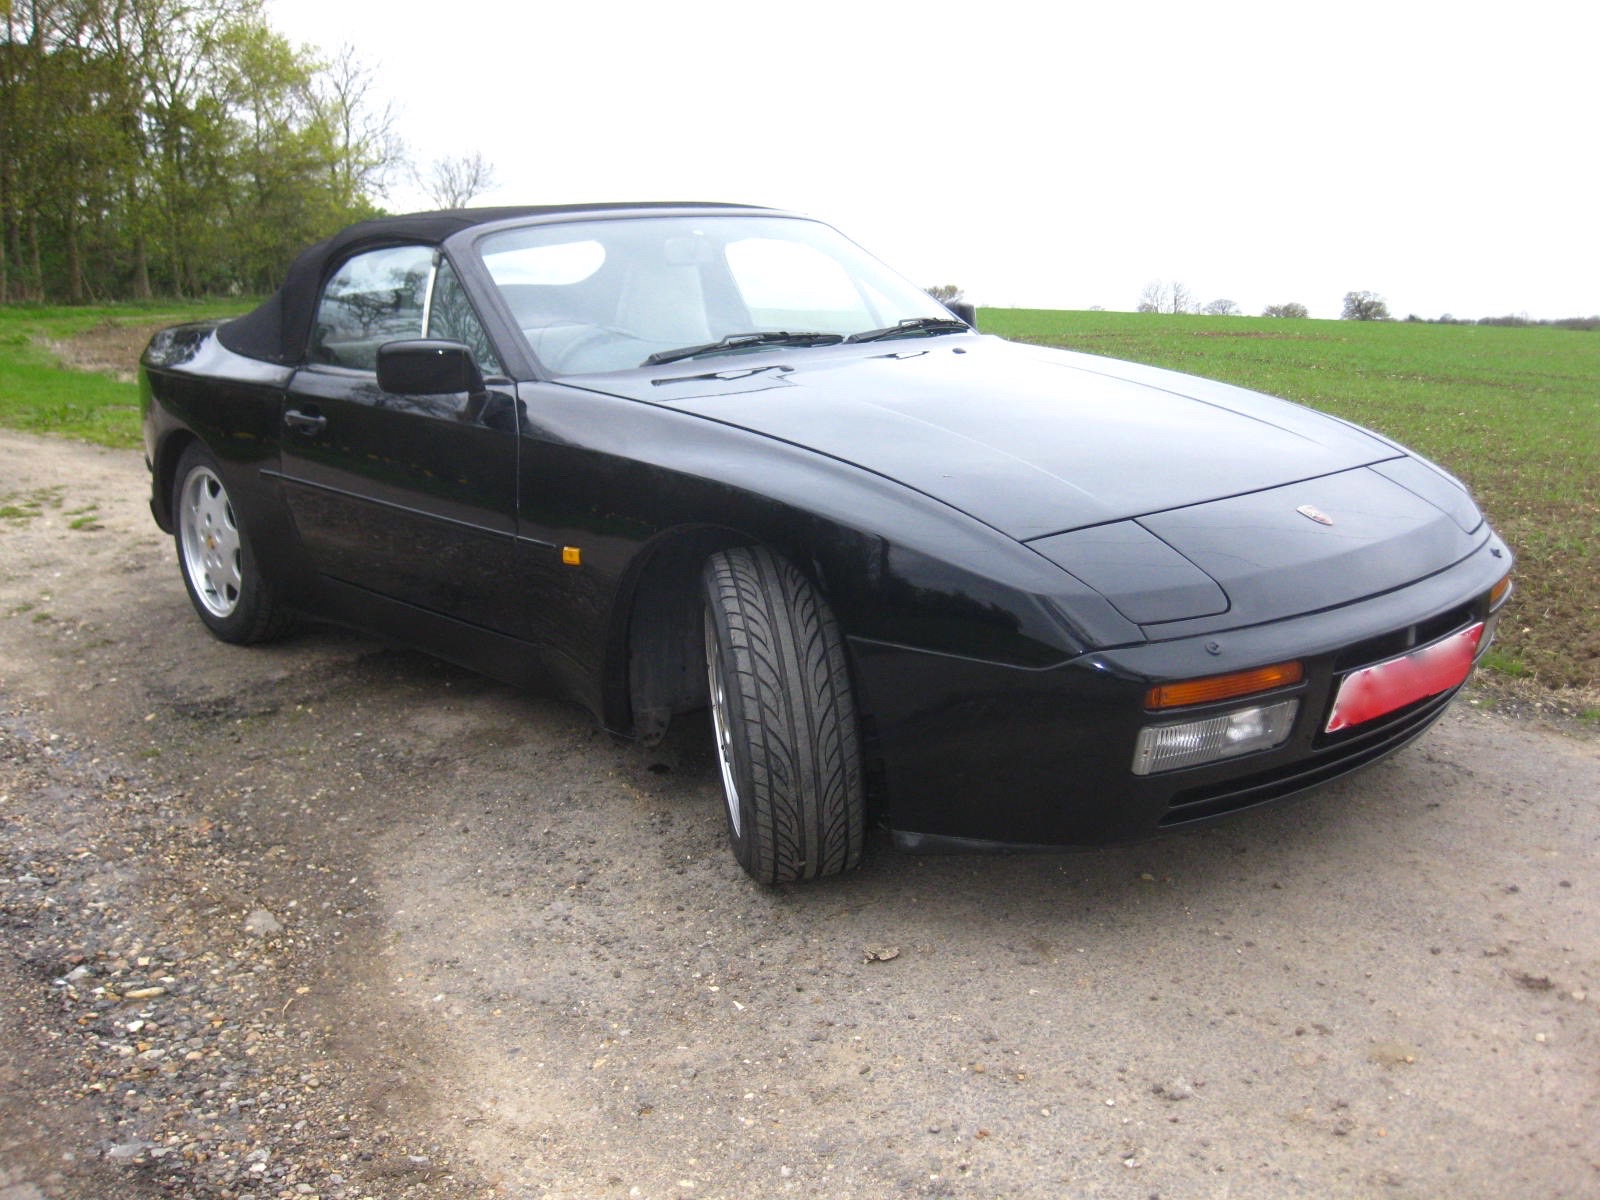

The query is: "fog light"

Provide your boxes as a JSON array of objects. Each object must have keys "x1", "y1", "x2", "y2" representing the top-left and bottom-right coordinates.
[{"x1": 1132, "y1": 698, "x2": 1300, "y2": 776}]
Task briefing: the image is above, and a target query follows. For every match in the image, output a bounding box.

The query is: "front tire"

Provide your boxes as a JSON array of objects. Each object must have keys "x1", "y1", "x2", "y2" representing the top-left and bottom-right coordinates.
[
  {"x1": 702, "y1": 546, "x2": 865, "y2": 884},
  {"x1": 173, "y1": 443, "x2": 291, "y2": 644}
]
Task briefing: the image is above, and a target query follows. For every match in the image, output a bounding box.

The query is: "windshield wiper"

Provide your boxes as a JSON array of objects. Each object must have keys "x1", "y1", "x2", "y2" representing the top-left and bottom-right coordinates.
[
  {"x1": 844, "y1": 316, "x2": 971, "y2": 344},
  {"x1": 643, "y1": 331, "x2": 844, "y2": 367}
]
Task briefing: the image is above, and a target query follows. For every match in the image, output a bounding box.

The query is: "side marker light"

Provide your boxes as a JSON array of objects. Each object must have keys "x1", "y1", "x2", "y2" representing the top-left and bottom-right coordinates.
[{"x1": 1488, "y1": 572, "x2": 1512, "y2": 610}]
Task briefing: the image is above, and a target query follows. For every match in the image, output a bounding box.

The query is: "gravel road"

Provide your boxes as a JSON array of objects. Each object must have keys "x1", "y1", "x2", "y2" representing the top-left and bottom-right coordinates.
[{"x1": 1, "y1": 430, "x2": 1596, "y2": 1200}]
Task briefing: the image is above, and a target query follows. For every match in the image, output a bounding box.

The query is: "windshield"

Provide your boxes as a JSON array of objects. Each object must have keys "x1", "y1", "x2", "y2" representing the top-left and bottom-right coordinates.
[{"x1": 476, "y1": 214, "x2": 961, "y2": 375}]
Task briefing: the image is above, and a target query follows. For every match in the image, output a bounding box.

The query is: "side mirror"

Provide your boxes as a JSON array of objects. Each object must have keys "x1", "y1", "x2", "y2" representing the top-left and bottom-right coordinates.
[
  {"x1": 944, "y1": 300, "x2": 978, "y2": 330},
  {"x1": 377, "y1": 340, "x2": 485, "y2": 395}
]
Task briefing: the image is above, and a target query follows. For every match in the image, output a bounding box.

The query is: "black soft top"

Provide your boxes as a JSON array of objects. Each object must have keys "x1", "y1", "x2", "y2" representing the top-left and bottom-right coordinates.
[{"x1": 216, "y1": 202, "x2": 760, "y2": 365}]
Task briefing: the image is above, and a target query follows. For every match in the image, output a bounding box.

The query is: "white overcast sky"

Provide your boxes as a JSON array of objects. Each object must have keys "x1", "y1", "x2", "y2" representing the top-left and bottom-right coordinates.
[{"x1": 268, "y1": 0, "x2": 1596, "y2": 320}]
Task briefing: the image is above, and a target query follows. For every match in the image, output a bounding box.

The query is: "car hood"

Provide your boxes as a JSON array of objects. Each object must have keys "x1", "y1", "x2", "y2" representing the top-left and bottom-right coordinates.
[{"x1": 580, "y1": 337, "x2": 1401, "y2": 540}]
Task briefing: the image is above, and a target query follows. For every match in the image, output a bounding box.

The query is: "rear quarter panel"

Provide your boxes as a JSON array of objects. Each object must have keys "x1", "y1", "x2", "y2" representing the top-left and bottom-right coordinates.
[{"x1": 141, "y1": 325, "x2": 308, "y2": 595}]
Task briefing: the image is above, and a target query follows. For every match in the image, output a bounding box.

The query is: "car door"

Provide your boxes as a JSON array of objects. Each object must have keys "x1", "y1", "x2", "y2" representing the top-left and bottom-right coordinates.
[{"x1": 278, "y1": 243, "x2": 522, "y2": 631}]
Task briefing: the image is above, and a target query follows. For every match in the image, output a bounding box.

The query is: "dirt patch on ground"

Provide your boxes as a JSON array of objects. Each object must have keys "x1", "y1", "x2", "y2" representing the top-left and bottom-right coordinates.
[
  {"x1": 1, "y1": 431, "x2": 1597, "y2": 1199},
  {"x1": 45, "y1": 320, "x2": 176, "y2": 383}
]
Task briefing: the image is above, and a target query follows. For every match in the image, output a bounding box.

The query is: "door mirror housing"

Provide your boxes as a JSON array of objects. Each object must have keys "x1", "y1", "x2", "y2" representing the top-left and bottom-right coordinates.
[{"x1": 377, "y1": 340, "x2": 485, "y2": 395}]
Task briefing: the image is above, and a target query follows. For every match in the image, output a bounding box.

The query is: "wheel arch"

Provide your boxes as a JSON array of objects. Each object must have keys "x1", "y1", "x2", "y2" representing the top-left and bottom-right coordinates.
[
  {"x1": 603, "y1": 511, "x2": 871, "y2": 729},
  {"x1": 149, "y1": 427, "x2": 202, "y2": 533},
  {"x1": 596, "y1": 496, "x2": 1073, "y2": 739},
  {"x1": 604, "y1": 524, "x2": 761, "y2": 741}
]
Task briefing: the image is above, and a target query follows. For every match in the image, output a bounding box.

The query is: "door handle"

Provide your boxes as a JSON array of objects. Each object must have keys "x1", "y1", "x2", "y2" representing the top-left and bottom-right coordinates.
[{"x1": 284, "y1": 408, "x2": 328, "y2": 435}]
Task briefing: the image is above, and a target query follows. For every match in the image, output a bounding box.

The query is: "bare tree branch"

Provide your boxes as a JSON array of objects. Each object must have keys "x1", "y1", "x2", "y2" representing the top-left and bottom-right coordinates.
[{"x1": 417, "y1": 151, "x2": 497, "y2": 210}]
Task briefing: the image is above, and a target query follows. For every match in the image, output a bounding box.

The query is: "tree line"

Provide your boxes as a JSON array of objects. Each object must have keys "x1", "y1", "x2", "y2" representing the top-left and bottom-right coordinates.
[
  {"x1": 1138, "y1": 280, "x2": 1254, "y2": 317},
  {"x1": 1, "y1": 0, "x2": 400, "y2": 304},
  {"x1": 1406, "y1": 312, "x2": 1600, "y2": 332},
  {"x1": 1139, "y1": 281, "x2": 1595, "y2": 328}
]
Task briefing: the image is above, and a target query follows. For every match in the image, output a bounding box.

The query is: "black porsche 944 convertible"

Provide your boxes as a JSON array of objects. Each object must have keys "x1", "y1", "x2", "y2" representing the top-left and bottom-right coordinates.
[{"x1": 141, "y1": 203, "x2": 1513, "y2": 883}]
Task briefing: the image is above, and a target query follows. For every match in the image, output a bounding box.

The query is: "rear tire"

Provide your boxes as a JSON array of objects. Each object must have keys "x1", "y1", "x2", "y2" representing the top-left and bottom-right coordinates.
[
  {"x1": 173, "y1": 443, "x2": 292, "y2": 644},
  {"x1": 702, "y1": 546, "x2": 865, "y2": 884}
]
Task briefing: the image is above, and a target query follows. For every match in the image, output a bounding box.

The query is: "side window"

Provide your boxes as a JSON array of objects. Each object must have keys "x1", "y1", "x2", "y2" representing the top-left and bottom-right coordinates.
[
  {"x1": 427, "y1": 260, "x2": 503, "y2": 376},
  {"x1": 311, "y1": 244, "x2": 433, "y2": 370}
]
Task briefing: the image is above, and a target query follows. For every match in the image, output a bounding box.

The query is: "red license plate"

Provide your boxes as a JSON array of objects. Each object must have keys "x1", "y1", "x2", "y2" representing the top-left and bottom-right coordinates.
[{"x1": 1326, "y1": 623, "x2": 1484, "y2": 733}]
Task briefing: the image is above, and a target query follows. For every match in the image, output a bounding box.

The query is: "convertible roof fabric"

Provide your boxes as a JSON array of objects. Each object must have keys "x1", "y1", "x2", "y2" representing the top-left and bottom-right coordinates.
[{"x1": 216, "y1": 202, "x2": 755, "y2": 364}]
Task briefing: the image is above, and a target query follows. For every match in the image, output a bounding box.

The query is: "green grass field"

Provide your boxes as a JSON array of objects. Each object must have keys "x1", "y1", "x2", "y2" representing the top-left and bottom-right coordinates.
[
  {"x1": 0, "y1": 302, "x2": 252, "y2": 447},
  {"x1": 982, "y1": 309, "x2": 1599, "y2": 693},
  {"x1": 0, "y1": 302, "x2": 1595, "y2": 693}
]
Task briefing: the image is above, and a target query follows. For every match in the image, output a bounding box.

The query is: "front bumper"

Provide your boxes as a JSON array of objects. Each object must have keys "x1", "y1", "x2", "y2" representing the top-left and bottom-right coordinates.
[{"x1": 850, "y1": 532, "x2": 1512, "y2": 851}]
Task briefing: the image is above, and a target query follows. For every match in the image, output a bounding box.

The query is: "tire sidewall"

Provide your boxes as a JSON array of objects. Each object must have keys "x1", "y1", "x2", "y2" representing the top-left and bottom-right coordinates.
[{"x1": 702, "y1": 582, "x2": 765, "y2": 872}]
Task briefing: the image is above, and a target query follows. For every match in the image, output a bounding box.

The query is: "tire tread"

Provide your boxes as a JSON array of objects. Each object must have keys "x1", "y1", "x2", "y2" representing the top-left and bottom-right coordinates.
[{"x1": 705, "y1": 547, "x2": 864, "y2": 883}]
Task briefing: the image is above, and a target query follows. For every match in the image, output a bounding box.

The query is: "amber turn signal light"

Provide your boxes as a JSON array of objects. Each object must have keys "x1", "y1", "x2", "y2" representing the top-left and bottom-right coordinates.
[
  {"x1": 1488, "y1": 572, "x2": 1512, "y2": 610},
  {"x1": 1145, "y1": 661, "x2": 1304, "y2": 710}
]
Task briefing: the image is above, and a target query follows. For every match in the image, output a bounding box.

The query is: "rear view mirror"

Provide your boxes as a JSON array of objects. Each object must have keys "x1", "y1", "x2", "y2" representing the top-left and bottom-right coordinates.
[{"x1": 944, "y1": 300, "x2": 978, "y2": 329}]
